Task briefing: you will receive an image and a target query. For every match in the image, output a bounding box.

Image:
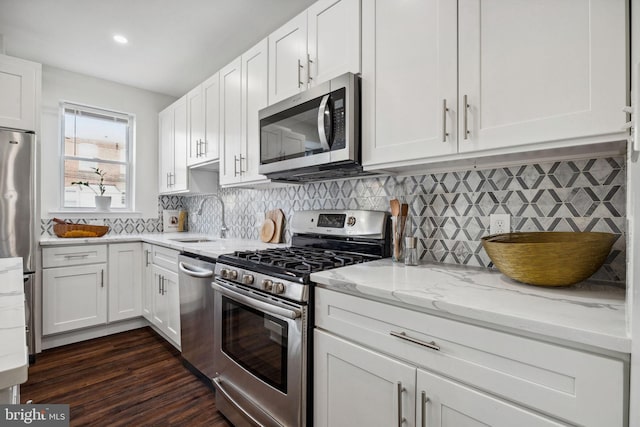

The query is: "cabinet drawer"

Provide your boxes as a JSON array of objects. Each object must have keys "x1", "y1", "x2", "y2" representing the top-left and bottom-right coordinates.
[
  {"x1": 315, "y1": 288, "x2": 626, "y2": 427},
  {"x1": 42, "y1": 245, "x2": 107, "y2": 268},
  {"x1": 152, "y1": 245, "x2": 179, "y2": 272}
]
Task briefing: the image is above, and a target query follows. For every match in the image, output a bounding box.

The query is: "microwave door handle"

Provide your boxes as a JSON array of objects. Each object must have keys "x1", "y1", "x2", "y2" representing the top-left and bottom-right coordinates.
[{"x1": 317, "y1": 94, "x2": 331, "y2": 152}]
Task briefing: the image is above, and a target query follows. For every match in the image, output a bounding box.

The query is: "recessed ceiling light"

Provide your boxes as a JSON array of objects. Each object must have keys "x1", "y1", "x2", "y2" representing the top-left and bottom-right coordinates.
[{"x1": 113, "y1": 34, "x2": 128, "y2": 45}]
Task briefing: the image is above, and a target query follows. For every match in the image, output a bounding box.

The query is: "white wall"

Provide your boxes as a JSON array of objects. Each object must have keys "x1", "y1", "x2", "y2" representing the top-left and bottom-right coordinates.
[{"x1": 40, "y1": 65, "x2": 176, "y2": 218}]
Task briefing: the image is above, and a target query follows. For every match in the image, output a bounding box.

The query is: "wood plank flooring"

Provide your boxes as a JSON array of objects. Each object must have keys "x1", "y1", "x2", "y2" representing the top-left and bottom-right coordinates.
[{"x1": 21, "y1": 327, "x2": 232, "y2": 427}]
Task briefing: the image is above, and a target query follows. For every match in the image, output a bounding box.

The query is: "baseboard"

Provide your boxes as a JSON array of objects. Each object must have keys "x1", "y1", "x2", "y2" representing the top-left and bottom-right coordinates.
[{"x1": 41, "y1": 318, "x2": 148, "y2": 350}]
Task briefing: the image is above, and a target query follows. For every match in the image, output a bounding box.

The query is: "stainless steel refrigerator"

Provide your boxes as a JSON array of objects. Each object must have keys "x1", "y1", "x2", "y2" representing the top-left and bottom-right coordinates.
[{"x1": 0, "y1": 128, "x2": 36, "y2": 362}]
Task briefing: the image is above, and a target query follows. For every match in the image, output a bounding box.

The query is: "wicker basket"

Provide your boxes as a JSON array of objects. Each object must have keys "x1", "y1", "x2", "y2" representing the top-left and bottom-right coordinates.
[
  {"x1": 53, "y1": 223, "x2": 110, "y2": 238},
  {"x1": 481, "y1": 232, "x2": 616, "y2": 286}
]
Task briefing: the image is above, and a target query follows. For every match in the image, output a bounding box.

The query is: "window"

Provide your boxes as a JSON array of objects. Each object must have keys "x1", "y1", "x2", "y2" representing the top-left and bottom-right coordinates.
[{"x1": 61, "y1": 102, "x2": 134, "y2": 209}]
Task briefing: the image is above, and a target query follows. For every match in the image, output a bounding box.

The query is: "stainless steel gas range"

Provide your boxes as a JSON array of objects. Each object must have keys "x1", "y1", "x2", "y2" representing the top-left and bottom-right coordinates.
[{"x1": 211, "y1": 210, "x2": 390, "y2": 427}]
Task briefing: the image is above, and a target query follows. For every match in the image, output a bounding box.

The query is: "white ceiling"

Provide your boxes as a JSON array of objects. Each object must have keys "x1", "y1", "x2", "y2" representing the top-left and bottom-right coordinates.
[{"x1": 0, "y1": 0, "x2": 316, "y2": 97}]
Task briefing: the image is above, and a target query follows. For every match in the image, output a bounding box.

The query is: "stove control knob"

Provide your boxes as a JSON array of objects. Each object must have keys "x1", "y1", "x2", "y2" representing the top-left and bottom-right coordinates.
[
  {"x1": 229, "y1": 270, "x2": 238, "y2": 280},
  {"x1": 273, "y1": 282, "x2": 285, "y2": 294},
  {"x1": 242, "y1": 274, "x2": 255, "y2": 285},
  {"x1": 262, "y1": 279, "x2": 273, "y2": 291},
  {"x1": 347, "y1": 216, "x2": 356, "y2": 226},
  {"x1": 220, "y1": 268, "x2": 230, "y2": 279}
]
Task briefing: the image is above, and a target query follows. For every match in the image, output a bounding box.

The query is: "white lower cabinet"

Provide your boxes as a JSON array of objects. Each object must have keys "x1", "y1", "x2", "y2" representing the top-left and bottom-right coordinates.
[
  {"x1": 42, "y1": 243, "x2": 142, "y2": 336},
  {"x1": 108, "y1": 243, "x2": 142, "y2": 322},
  {"x1": 141, "y1": 243, "x2": 153, "y2": 321},
  {"x1": 42, "y1": 263, "x2": 107, "y2": 335},
  {"x1": 144, "y1": 245, "x2": 181, "y2": 348},
  {"x1": 314, "y1": 288, "x2": 627, "y2": 427}
]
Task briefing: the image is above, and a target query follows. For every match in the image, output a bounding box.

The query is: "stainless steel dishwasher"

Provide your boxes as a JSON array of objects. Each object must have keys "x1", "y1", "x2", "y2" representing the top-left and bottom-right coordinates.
[{"x1": 178, "y1": 253, "x2": 216, "y2": 380}]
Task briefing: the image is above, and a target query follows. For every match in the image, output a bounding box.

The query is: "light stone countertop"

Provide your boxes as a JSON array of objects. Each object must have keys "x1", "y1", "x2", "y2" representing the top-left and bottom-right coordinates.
[
  {"x1": 0, "y1": 258, "x2": 27, "y2": 390},
  {"x1": 311, "y1": 259, "x2": 629, "y2": 354},
  {"x1": 40, "y1": 233, "x2": 287, "y2": 259}
]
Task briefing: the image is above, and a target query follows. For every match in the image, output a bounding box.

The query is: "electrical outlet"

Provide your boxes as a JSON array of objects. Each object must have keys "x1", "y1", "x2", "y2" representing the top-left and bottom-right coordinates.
[{"x1": 489, "y1": 214, "x2": 510, "y2": 235}]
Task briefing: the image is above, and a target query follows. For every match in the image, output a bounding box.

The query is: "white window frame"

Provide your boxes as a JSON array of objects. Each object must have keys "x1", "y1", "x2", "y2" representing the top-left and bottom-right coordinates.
[{"x1": 59, "y1": 101, "x2": 135, "y2": 211}]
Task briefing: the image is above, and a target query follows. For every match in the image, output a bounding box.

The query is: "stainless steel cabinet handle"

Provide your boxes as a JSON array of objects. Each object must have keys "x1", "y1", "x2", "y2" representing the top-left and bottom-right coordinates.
[
  {"x1": 307, "y1": 54, "x2": 313, "y2": 83},
  {"x1": 234, "y1": 155, "x2": 239, "y2": 177},
  {"x1": 196, "y1": 139, "x2": 201, "y2": 157},
  {"x1": 463, "y1": 94, "x2": 470, "y2": 140},
  {"x1": 390, "y1": 331, "x2": 440, "y2": 351},
  {"x1": 201, "y1": 139, "x2": 207, "y2": 157},
  {"x1": 144, "y1": 249, "x2": 149, "y2": 266},
  {"x1": 101, "y1": 269, "x2": 104, "y2": 288},
  {"x1": 64, "y1": 254, "x2": 89, "y2": 259},
  {"x1": 421, "y1": 391, "x2": 430, "y2": 427},
  {"x1": 297, "y1": 59, "x2": 304, "y2": 88},
  {"x1": 161, "y1": 276, "x2": 166, "y2": 295},
  {"x1": 442, "y1": 99, "x2": 449, "y2": 143},
  {"x1": 239, "y1": 154, "x2": 246, "y2": 174},
  {"x1": 166, "y1": 172, "x2": 170, "y2": 187},
  {"x1": 169, "y1": 172, "x2": 175, "y2": 186},
  {"x1": 397, "y1": 382, "x2": 405, "y2": 426},
  {"x1": 158, "y1": 275, "x2": 162, "y2": 294}
]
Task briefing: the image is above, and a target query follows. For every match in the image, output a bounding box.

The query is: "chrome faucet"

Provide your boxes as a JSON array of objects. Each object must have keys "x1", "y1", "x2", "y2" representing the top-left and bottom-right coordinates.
[{"x1": 196, "y1": 194, "x2": 228, "y2": 238}]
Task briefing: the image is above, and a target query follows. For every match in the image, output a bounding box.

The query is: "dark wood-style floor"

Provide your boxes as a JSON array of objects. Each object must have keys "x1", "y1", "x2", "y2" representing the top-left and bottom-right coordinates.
[{"x1": 21, "y1": 327, "x2": 232, "y2": 427}]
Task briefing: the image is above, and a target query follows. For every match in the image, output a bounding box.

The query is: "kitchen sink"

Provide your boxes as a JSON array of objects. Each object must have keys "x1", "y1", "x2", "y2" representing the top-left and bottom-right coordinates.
[{"x1": 170, "y1": 237, "x2": 217, "y2": 243}]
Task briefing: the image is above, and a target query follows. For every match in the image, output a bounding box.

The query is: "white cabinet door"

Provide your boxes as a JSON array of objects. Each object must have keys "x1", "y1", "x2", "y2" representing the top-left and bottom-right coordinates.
[
  {"x1": 362, "y1": 0, "x2": 458, "y2": 168},
  {"x1": 202, "y1": 72, "x2": 221, "y2": 163},
  {"x1": 172, "y1": 95, "x2": 188, "y2": 192},
  {"x1": 458, "y1": 0, "x2": 627, "y2": 153},
  {"x1": 417, "y1": 369, "x2": 566, "y2": 427},
  {"x1": 240, "y1": 39, "x2": 269, "y2": 185},
  {"x1": 158, "y1": 107, "x2": 174, "y2": 193},
  {"x1": 42, "y1": 264, "x2": 107, "y2": 335},
  {"x1": 151, "y1": 265, "x2": 168, "y2": 330},
  {"x1": 108, "y1": 243, "x2": 142, "y2": 322},
  {"x1": 0, "y1": 54, "x2": 40, "y2": 132},
  {"x1": 187, "y1": 85, "x2": 204, "y2": 166},
  {"x1": 141, "y1": 243, "x2": 153, "y2": 321},
  {"x1": 314, "y1": 330, "x2": 416, "y2": 427},
  {"x1": 164, "y1": 269, "x2": 181, "y2": 347},
  {"x1": 150, "y1": 264, "x2": 180, "y2": 348},
  {"x1": 268, "y1": 11, "x2": 308, "y2": 104},
  {"x1": 220, "y1": 57, "x2": 243, "y2": 186},
  {"x1": 307, "y1": 0, "x2": 360, "y2": 86}
]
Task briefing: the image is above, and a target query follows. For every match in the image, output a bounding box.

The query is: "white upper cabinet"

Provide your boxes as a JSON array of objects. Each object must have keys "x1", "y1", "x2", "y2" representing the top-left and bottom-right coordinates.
[
  {"x1": 220, "y1": 40, "x2": 270, "y2": 187},
  {"x1": 187, "y1": 72, "x2": 221, "y2": 167},
  {"x1": 0, "y1": 54, "x2": 41, "y2": 132},
  {"x1": 362, "y1": 0, "x2": 458, "y2": 168},
  {"x1": 241, "y1": 40, "x2": 269, "y2": 184},
  {"x1": 457, "y1": 0, "x2": 627, "y2": 153},
  {"x1": 269, "y1": 0, "x2": 361, "y2": 104},
  {"x1": 220, "y1": 57, "x2": 243, "y2": 186},
  {"x1": 269, "y1": 12, "x2": 308, "y2": 104},
  {"x1": 307, "y1": 0, "x2": 361, "y2": 87},
  {"x1": 159, "y1": 96, "x2": 188, "y2": 193},
  {"x1": 363, "y1": 0, "x2": 628, "y2": 170}
]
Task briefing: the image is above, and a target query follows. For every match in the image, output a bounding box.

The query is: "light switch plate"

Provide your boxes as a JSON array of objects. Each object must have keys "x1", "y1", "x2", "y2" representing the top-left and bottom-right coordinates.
[{"x1": 490, "y1": 214, "x2": 510, "y2": 235}]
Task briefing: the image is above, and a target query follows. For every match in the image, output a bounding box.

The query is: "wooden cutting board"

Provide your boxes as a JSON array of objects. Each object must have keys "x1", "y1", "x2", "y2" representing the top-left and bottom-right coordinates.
[
  {"x1": 265, "y1": 209, "x2": 284, "y2": 243},
  {"x1": 260, "y1": 218, "x2": 276, "y2": 243}
]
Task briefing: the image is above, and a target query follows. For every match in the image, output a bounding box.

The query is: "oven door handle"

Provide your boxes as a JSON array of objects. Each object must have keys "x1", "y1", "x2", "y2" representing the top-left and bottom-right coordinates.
[
  {"x1": 212, "y1": 282, "x2": 301, "y2": 320},
  {"x1": 179, "y1": 261, "x2": 214, "y2": 278}
]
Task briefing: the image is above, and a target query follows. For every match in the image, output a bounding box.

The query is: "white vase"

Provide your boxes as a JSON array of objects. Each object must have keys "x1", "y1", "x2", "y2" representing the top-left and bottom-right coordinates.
[{"x1": 95, "y1": 196, "x2": 112, "y2": 211}]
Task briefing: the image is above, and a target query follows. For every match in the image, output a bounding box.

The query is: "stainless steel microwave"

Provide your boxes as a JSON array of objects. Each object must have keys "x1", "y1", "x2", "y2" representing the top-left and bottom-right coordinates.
[{"x1": 258, "y1": 73, "x2": 363, "y2": 182}]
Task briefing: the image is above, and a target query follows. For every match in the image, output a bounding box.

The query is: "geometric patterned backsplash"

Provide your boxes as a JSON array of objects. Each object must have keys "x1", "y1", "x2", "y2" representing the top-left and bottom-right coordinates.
[
  {"x1": 184, "y1": 156, "x2": 626, "y2": 284},
  {"x1": 41, "y1": 156, "x2": 626, "y2": 284}
]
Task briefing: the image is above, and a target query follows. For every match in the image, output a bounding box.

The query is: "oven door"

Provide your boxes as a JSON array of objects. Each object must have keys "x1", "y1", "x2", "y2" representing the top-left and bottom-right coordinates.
[{"x1": 212, "y1": 280, "x2": 307, "y2": 427}]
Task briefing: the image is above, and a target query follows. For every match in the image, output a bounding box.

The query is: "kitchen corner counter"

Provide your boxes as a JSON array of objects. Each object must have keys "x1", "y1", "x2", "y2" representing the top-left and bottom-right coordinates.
[
  {"x1": 39, "y1": 233, "x2": 287, "y2": 259},
  {"x1": 311, "y1": 259, "x2": 629, "y2": 354},
  {"x1": 0, "y1": 258, "x2": 28, "y2": 390}
]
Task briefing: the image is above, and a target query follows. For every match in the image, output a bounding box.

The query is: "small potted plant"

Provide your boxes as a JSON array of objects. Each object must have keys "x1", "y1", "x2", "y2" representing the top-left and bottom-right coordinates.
[{"x1": 71, "y1": 167, "x2": 111, "y2": 211}]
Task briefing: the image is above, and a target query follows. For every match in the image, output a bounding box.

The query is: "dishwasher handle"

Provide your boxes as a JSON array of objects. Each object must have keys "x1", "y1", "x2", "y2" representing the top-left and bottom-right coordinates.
[{"x1": 178, "y1": 261, "x2": 214, "y2": 278}]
